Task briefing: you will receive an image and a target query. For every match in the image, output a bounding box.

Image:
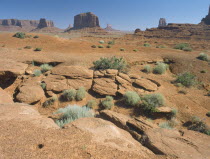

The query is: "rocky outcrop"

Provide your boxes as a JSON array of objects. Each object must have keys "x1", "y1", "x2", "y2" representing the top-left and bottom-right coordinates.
[
  {"x1": 158, "y1": 18, "x2": 167, "y2": 27},
  {"x1": 100, "y1": 110, "x2": 210, "y2": 159},
  {"x1": 104, "y1": 24, "x2": 120, "y2": 32},
  {"x1": 0, "y1": 88, "x2": 13, "y2": 104},
  {"x1": 134, "y1": 28, "x2": 141, "y2": 34},
  {"x1": 201, "y1": 6, "x2": 210, "y2": 25},
  {"x1": 37, "y1": 18, "x2": 54, "y2": 28},
  {"x1": 73, "y1": 12, "x2": 100, "y2": 29}
]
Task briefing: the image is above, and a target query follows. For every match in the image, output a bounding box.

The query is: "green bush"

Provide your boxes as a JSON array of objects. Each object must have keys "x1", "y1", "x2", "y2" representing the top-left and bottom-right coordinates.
[
  {"x1": 200, "y1": 70, "x2": 207, "y2": 73},
  {"x1": 133, "y1": 49, "x2": 138, "y2": 52},
  {"x1": 40, "y1": 83, "x2": 46, "y2": 90},
  {"x1": 76, "y1": 87, "x2": 86, "y2": 101},
  {"x1": 153, "y1": 62, "x2": 168, "y2": 74},
  {"x1": 188, "y1": 116, "x2": 210, "y2": 136},
  {"x1": 174, "y1": 43, "x2": 189, "y2": 50},
  {"x1": 183, "y1": 47, "x2": 192, "y2": 52},
  {"x1": 206, "y1": 112, "x2": 210, "y2": 117},
  {"x1": 24, "y1": 46, "x2": 32, "y2": 49},
  {"x1": 171, "y1": 108, "x2": 178, "y2": 117},
  {"x1": 91, "y1": 45, "x2": 97, "y2": 48},
  {"x1": 62, "y1": 89, "x2": 76, "y2": 101},
  {"x1": 86, "y1": 100, "x2": 97, "y2": 109},
  {"x1": 40, "y1": 64, "x2": 53, "y2": 73},
  {"x1": 98, "y1": 45, "x2": 104, "y2": 48},
  {"x1": 93, "y1": 56, "x2": 128, "y2": 73},
  {"x1": 120, "y1": 48, "x2": 125, "y2": 51},
  {"x1": 106, "y1": 45, "x2": 112, "y2": 48},
  {"x1": 54, "y1": 105, "x2": 94, "y2": 127},
  {"x1": 141, "y1": 93, "x2": 165, "y2": 114},
  {"x1": 143, "y1": 65, "x2": 152, "y2": 73},
  {"x1": 33, "y1": 69, "x2": 42, "y2": 76},
  {"x1": 101, "y1": 96, "x2": 114, "y2": 110},
  {"x1": 43, "y1": 96, "x2": 57, "y2": 107},
  {"x1": 159, "y1": 122, "x2": 173, "y2": 129},
  {"x1": 175, "y1": 72, "x2": 197, "y2": 87},
  {"x1": 108, "y1": 40, "x2": 115, "y2": 45},
  {"x1": 123, "y1": 91, "x2": 140, "y2": 106},
  {"x1": 144, "y1": 43, "x2": 150, "y2": 47},
  {"x1": 34, "y1": 48, "x2": 42, "y2": 51},
  {"x1": 197, "y1": 53, "x2": 209, "y2": 61},
  {"x1": 99, "y1": 40, "x2": 105, "y2": 44},
  {"x1": 13, "y1": 32, "x2": 26, "y2": 39},
  {"x1": 33, "y1": 35, "x2": 39, "y2": 38}
]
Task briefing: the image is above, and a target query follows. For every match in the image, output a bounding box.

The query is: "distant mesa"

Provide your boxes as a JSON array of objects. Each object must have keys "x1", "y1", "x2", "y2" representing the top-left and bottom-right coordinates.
[
  {"x1": 134, "y1": 28, "x2": 141, "y2": 34},
  {"x1": 158, "y1": 18, "x2": 167, "y2": 27},
  {"x1": 37, "y1": 18, "x2": 54, "y2": 29},
  {"x1": 200, "y1": 6, "x2": 210, "y2": 25},
  {"x1": 104, "y1": 24, "x2": 120, "y2": 32}
]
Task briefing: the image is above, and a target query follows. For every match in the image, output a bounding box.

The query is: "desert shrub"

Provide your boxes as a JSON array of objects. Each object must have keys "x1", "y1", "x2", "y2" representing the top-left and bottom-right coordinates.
[
  {"x1": 24, "y1": 46, "x2": 32, "y2": 49},
  {"x1": 54, "y1": 105, "x2": 94, "y2": 127},
  {"x1": 62, "y1": 89, "x2": 76, "y2": 101},
  {"x1": 76, "y1": 87, "x2": 86, "y2": 101},
  {"x1": 33, "y1": 35, "x2": 39, "y2": 38},
  {"x1": 175, "y1": 72, "x2": 197, "y2": 87},
  {"x1": 200, "y1": 70, "x2": 207, "y2": 73},
  {"x1": 40, "y1": 83, "x2": 46, "y2": 90},
  {"x1": 206, "y1": 112, "x2": 210, "y2": 117},
  {"x1": 120, "y1": 48, "x2": 125, "y2": 51},
  {"x1": 133, "y1": 49, "x2": 138, "y2": 52},
  {"x1": 197, "y1": 53, "x2": 209, "y2": 61},
  {"x1": 183, "y1": 47, "x2": 192, "y2": 52},
  {"x1": 141, "y1": 93, "x2": 165, "y2": 114},
  {"x1": 123, "y1": 91, "x2": 141, "y2": 107},
  {"x1": 93, "y1": 56, "x2": 128, "y2": 73},
  {"x1": 40, "y1": 64, "x2": 53, "y2": 73},
  {"x1": 106, "y1": 45, "x2": 111, "y2": 48},
  {"x1": 101, "y1": 96, "x2": 114, "y2": 110},
  {"x1": 86, "y1": 100, "x2": 97, "y2": 109},
  {"x1": 108, "y1": 40, "x2": 115, "y2": 45},
  {"x1": 43, "y1": 96, "x2": 57, "y2": 107},
  {"x1": 174, "y1": 43, "x2": 189, "y2": 50},
  {"x1": 91, "y1": 45, "x2": 97, "y2": 48},
  {"x1": 34, "y1": 48, "x2": 42, "y2": 51},
  {"x1": 178, "y1": 89, "x2": 187, "y2": 94},
  {"x1": 159, "y1": 122, "x2": 173, "y2": 129},
  {"x1": 98, "y1": 45, "x2": 104, "y2": 48},
  {"x1": 171, "y1": 108, "x2": 178, "y2": 117},
  {"x1": 33, "y1": 69, "x2": 42, "y2": 76},
  {"x1": 99, "y1": 40, "x2": 105, "y2": 44},
  {"x1": 144, "y1": 43, "x2": 150, "y2": 47},
  {"x1": 188, "y1": 116, "x2": 210, "y2": 135},
  {"x1": 13, "y1": 32, "x2": 26, "y2": 39},
  {"x1": 153, "y1": 62, "x2": 168, "y2": 74},
  {"x1": 143, "y1": 65, "x2": 152, "y2": 73}
]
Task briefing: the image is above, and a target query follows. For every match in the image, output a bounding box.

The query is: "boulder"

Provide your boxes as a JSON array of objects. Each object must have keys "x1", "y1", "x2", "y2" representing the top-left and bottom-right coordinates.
[
  {"x1": 51, "y1": 66, "x2": 93, "y2": 79},
  {"x1": 16, "y1": 85, "x2": 45, "y2": 104},
  {"x1": 0, "y1": 88, "x2": 13, "y2": 104},
  {"x1": 92, "y1": 78, "x2": 118, "y2": 96},
  {"x1": 134, "y1": 78, "x2": 158, "y2": 91}
]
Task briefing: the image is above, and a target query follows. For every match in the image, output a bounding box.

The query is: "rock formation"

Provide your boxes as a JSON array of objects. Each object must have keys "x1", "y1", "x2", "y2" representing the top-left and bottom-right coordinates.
[
  {"x1": 134, "y1": 28, "x2": 141, "y2": 34},
  {"x1": 37, "y1": 18, "x2": 54, "y2": 29},
  {"x1": 201, "y1": 6, "x2": 210, "y2": 25},
  {"x1": 158, "y1": 18, "x2": 167, "y2": 27},
  {"x1": 73, "y1": 12, "x2": 100, "y2": 29},
  {"x1": 104, "y1": 24, "x2": 120, "y2": 32}
]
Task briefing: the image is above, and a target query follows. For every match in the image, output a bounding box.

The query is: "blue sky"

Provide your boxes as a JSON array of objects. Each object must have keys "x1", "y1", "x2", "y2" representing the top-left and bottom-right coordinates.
[{"x1": 0, "y1": 0, "x2": 210, "y2": 30}]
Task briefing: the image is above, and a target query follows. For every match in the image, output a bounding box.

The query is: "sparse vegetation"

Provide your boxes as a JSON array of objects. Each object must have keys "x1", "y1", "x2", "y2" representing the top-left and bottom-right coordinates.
[
  {"x1": 91, "y1": 45, "x2": 97, "y2": 48},
  {"x1": 62, "y1": 89, "x2": 76, "y2": 101},
  {"x1": 86, "y1": 100, "x2": 97, "y2": 109},
  {"x1": 143, "y1": 65, "x2": 152, "y2": 73},
  {"x1": 101, "y1": 96, "x2": 114, "y2": 110},
  {"x1": 99, "y1": 40, "x2": 105, "y2": 44},
  {"x1": 34, "y1": 48, "x2": 42, "y2": 51},
  {"x1": 206, "y1": 112, "x2": 210, "y2": 117},
  {"x1": 171, "y1": 108, "x2": 178, "y2": 117},
  {"x1": 188, "y1": 116, "x2": 210, "y2": 136},
  {"x1": 33, "y1": 69, "x2": 42, "y2": 76},
  {"x1": 93, "y1": 56, "x2": 128, "y2": 73},
  {"x1": 76, "y1": 87, "x2": 86, "y2": 101},
  {"x1": 174, "y1": 43, "x2": 190, "y2": 51},
  {"x1": 178, "y1": 89, "x2": 187, "y2": 94},
  {"x1": 24, "y1": 46, "x2": 32, "y2": 49},
  {"x1": 141, "y1": 93, "x2": 165, "y2": 114},
  {"x1": 144, "y1": 43, "x2": 150, "y2": 47},
  {"x1": 182, "y1": 47, "x2": 192, "y2": 52},
  {"x1": 108, "y1": 40, "x2": 115, "y2": 45},
  {"x1": 55, "y1": 105, "x2": 94, "y2": 127},
  {"x1": 133, "y1": 49, "x2": 138, "y2": 52},
  {"x1": 123, "y1": 91, "x2": 141, "y2": 107},
  {"x1": 153, "y1": 62, "x2": 168, "y2": 74},
  {"x1": 43, "y1": 96, "x2": 57, "y2": 107},
  {"x1": 33, "y1": 35, "x2": 39, "y2": 38},
  {"x1": 175, "y1": 72, "x2": 197, "y2": 87},
  {"x1": 40, "y1": 83, "x2": 46, "y2": 90},
  {"x1": 13, "y1": 32, "x2": 26, "y2": 39},
  {"x1": 159, "y1": 122, "x2": 173, "y2": 129},
  {"x1": 200, "y1": 70, "x2": 207, "y2": 73},
  {"x1": 197, "y1": 53, "x2": 209, "y2": 61},
  {"x1": 98, "y1": 45, "x2": 104, "y2": 48},
  {"x1": 120, "y1": 48, "x2": 125, "y2": 51},
  {"x1": 106, "y1": 45, "x2": 111, "y2": 48},
  {"x1": 40, "y1": 64, "x2": 53, "y2": 73}
]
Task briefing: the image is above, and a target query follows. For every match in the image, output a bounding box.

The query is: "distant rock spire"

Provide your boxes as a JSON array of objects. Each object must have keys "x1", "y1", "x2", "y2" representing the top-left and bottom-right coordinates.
[
  {"x1": 200, "y1": 5, "x2": 210, "y2": 25},
  {"x1": 158, "y1": 18, "x2": 167, "y2": 27}
]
